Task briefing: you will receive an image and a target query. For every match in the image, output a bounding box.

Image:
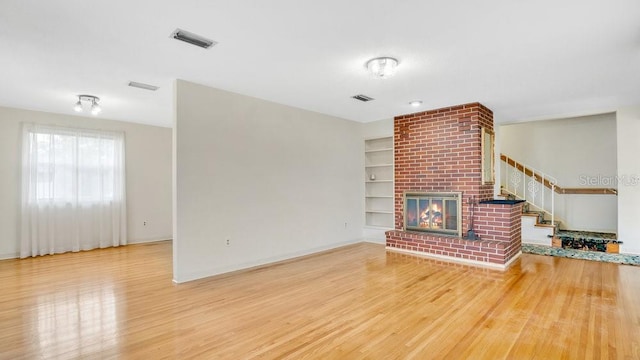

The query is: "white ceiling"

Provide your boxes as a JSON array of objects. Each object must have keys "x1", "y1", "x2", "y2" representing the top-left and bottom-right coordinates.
[{"x1": 1, "y1": 0, "x2": 639, "y2": 128}]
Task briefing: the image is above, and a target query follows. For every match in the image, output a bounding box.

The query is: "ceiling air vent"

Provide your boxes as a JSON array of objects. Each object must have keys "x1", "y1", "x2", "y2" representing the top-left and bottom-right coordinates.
[
  {"x1": 128, "y1": 81, "x2": 159, "y2": 91},
  {"x1": 352, "y1": 94, "x2": 374, "y2": 102},
  {"x1": 170, "y1": 28, "x2": 217, "y2": 49}
]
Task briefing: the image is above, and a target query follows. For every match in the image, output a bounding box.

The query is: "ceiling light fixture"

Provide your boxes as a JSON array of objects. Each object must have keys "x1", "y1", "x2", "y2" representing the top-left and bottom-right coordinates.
[
  {"x1": 74, "y1": 95, "x2": 101, "y2": 116},
  {"x1": 409, "y1": 100, "x2": 423, "y2": 107},
  {"x1": 91, "y1": 100, "x2": 101, "y2": 115},
  {"x1": 366, "y1": 57, "x2": 399, "y2": 79}
]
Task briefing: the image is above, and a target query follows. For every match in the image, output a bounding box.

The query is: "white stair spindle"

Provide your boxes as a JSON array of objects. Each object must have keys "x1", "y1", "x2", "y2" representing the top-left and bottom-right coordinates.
[
  {"x1": 551, "y1": 184, "x2": 555, "y2": 229},
  {"x1": 523, "y1": 169, "x2": 526, "y2": 202},
  {"x1": 541, "y1": 174, "x2": 545, "y2": 211}
]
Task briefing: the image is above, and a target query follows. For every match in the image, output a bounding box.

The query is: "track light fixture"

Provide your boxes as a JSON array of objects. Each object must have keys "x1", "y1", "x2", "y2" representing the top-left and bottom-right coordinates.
[{"x1": 74, "y1": 95, "x2": 101, "y2": 115}]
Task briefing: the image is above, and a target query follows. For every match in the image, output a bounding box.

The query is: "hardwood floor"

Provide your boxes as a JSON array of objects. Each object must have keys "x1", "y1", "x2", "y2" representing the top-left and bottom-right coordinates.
[{"x1": 1, "y1": 241, "x2": 639, "y2": 359}]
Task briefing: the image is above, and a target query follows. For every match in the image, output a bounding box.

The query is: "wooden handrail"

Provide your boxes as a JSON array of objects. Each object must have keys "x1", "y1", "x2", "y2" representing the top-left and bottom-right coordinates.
[
  {"x1": 500, "y1": 154, "x2": 617, "y2": 196},
  {"x1": 558, "y1": 188, "x2": 618, "y2": 195}
]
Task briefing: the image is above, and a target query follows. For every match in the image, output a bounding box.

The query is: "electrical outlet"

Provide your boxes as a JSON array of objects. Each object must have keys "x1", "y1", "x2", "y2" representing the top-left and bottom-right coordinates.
[
  {"x1": 344, "y1": 222, "x2": 348, "y2": 229},
  {"x1": 226, "y1": 238, "x2": 230, "y2": 245},
  {"x1": 144, "y1": 221, "x2": 147, "y2": 226}
]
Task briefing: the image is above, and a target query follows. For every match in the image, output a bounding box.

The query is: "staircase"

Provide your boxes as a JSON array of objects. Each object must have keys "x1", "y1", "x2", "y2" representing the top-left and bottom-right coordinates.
[
  {"x1": 501, "y1": 191, "x2": 558, "y2": 246},
  {"x1": 500, "y1": 154, "x2": 617, "y2": 248}
]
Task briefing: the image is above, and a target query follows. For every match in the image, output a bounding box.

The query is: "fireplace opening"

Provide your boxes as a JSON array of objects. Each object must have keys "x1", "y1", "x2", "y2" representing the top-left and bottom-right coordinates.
[{"x1": 404, "y1": 192, "x2": 462, "y2": 237}]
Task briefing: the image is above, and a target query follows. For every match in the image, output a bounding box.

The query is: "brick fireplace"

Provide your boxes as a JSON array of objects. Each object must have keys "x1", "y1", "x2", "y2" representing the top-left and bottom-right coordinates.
[{"x1": 385, "y1": 103, "x2": 523, "y2": 269}]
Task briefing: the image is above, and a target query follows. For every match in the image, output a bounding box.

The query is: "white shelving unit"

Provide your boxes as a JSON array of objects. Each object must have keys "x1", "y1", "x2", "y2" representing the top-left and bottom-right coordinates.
[{"x1": 365, "y1": 137, "x2": 394, "y2": 228}]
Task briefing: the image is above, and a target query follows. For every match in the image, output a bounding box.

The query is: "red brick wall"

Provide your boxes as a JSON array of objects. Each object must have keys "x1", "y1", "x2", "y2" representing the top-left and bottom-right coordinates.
[
  {"x1": 474, "y1": 203, "x2": 521, "y2": 242},
  {"x1": 386, "y1": 230, "x2": 508, "y2": 264},
  {"x1": 386, "y1": 102, "x2": 523, "y2": 267},
  {"x1": 473, "y1": 202, "x2": 523, "y2": 263},
  {"x1": 393, "y1": 102, "x2": 493, "y2": 231}
]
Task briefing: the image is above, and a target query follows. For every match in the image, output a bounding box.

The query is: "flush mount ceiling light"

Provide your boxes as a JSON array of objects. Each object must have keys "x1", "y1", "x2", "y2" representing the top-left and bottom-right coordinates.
[
  {"x1": 73, "y1": 95, "x2": 102, "y2": 115},
  {"x1": 366, "y1": 57, "x2": 399, "y2": 79},
  {"x1": 409, "y1": 100, "x2": 423, "y2": 107}
]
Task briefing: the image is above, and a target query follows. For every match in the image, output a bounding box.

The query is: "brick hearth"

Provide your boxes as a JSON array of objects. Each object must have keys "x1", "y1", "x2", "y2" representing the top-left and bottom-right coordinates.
[{"x1": 385, "y1": 102, "x2": 522, "y2": 268}]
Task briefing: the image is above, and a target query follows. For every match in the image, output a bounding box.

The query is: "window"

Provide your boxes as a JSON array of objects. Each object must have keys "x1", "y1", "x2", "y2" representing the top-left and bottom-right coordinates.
[
  {"x1": 26, "y1": 129, "x2": 122, "y2": 203},
  {"x1": 21, "y1": 124, "x2": 127, "y2": 258}
]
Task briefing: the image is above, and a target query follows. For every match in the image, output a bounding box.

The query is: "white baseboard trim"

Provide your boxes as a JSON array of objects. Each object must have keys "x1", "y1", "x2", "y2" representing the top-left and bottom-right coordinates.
[
  {"x1": 0, "y1": 252, "x2": 19, "y2": 260},
  {"x1": 362, "y1": 238, "x2": 386, "y2": 245},
  {"x1": 173, "y1": 238, "x2": 362, "y2": 283},
  {"x1": 385, "y1": 246, "x2": 522, "y2": 271},
  {"x1": 621, "y1": 246, "x2": 640, "y2": 255},
  {"x1": 128, "y1": 237, "x2": 172, "y2": 245},
  {"x1": 0, "y1": 239, "x2": 173, "y2": 261}
]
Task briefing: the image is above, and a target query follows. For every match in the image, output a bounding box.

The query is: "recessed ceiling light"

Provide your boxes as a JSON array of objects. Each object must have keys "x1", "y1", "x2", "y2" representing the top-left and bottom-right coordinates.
[{"x1": 409, "y1": 100, "x2": 423, "y2": 107}]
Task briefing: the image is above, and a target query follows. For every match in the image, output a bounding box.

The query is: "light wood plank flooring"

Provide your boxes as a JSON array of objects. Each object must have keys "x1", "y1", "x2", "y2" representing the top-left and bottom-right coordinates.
[{"x1": 1, "y1": 241, "x2": 639, "y2": 359}]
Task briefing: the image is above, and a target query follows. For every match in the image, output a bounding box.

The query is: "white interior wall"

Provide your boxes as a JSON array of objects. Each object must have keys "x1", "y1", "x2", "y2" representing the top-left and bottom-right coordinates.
[
  {"x1": 362, "y1": 118, "x2": 393, "y2": 139},
  {"x1": 173, "y1": 80, "x2": 363, "y2": 283},
  {"x1": 0, "y1": 106, "x2": 173, "y2": 259},
  {"x1": 616, "y1": 106, "x2": 640, "y2": 255},
  {"x1": 500, "y1": 113, "x2": 617, "y2": 232}
]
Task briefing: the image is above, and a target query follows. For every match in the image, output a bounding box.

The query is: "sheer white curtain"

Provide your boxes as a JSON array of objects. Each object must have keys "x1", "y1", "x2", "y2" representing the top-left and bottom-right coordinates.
[{"x1": 20, "y1": 124, "x2": 127, "y2": 258}]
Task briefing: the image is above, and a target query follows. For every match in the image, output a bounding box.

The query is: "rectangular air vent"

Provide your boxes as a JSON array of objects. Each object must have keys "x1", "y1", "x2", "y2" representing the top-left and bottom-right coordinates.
[
  {"x1": 170, "y1": 28, "x2": 217, "y2": 49},
  {"x1": 352, "y1": 94, "x2": 374, "y2": 102},
  {"x1": 128, "y1": 81, "x2": 159, "y2": 91}
]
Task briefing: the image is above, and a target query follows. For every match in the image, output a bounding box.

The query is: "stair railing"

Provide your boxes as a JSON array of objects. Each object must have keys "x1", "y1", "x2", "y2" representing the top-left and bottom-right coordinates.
[
  {"x1": 501, "y1": 154, "x2": 558, "y2": 226},
  {"x1": 500, "y1": 154, "x2": 618, "y2": 229}
]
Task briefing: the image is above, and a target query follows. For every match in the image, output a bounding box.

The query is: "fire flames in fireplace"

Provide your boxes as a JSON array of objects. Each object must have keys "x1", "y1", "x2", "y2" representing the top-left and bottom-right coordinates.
[{"x1": 405, "y1": 192, "x2": 461, "y2": 236}]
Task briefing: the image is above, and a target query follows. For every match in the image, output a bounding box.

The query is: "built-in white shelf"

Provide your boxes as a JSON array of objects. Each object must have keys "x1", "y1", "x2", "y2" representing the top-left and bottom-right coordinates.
[
  {"x1": 365, "y1": 136, "x2": 394, "y2": 229},
  {"x1": 365, "y1": 212, "x2": 393, "y2": 228},
  {"x1": 365, "y1": 147, "x2": 393, "y2": 153},
  {"x1": 365, "y1": 164, "x2": 393, "y2": 168}
]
